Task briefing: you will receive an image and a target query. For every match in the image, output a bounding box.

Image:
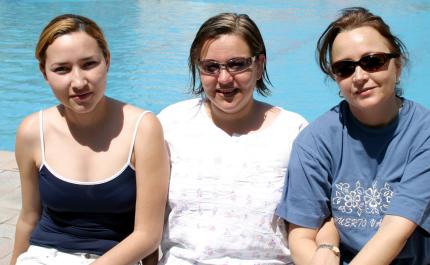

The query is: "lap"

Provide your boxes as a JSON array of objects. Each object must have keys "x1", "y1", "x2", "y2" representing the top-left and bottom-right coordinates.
[
  {"x1": 16, "y1": 245, "x2": 97, "y2": 265},
  {"x1": 17, "y1": 245, "x2": 154, "y2": 265}
]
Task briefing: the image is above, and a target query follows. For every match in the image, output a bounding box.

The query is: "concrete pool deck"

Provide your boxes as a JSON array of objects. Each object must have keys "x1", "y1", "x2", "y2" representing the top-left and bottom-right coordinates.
[{"x1": 0, "y1": 151, "x2": 19, "y2": 265}]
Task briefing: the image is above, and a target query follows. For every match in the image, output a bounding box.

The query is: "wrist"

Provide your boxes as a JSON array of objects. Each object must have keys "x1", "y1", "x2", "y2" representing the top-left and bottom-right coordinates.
[{"x1": 317, "y1": 243, "x2": 340, "y2": 257}]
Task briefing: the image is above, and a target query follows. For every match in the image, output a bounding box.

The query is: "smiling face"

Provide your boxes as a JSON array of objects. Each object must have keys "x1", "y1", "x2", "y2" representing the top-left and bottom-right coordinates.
[
  {"x1": 199, "y1": 34, "x2": 264, "y2": 116},
  {"x1": 331, "y1": 26, "x2": 401, "y2": 120},
  {"x1": 43, "y1": 31, "x2": 109, "y2": 114}
]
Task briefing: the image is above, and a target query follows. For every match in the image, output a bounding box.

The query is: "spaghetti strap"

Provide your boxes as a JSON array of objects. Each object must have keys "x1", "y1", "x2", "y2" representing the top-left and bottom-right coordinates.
[
  {"x1": 38, "y1": 110, "x2": 46, "y2": 165},
  {"x1": 126, "y1": 111, "x2": 151, "y2": 163}
]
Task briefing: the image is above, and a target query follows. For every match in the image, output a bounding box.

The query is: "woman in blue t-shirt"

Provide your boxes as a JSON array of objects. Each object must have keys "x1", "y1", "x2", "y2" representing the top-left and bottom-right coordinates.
[
  {"x1": 10, "y1": 14, "x2": 169, "y2": 265},
  {"x1": 276, "y1": 7, "x2": 430, "y2": 265}
]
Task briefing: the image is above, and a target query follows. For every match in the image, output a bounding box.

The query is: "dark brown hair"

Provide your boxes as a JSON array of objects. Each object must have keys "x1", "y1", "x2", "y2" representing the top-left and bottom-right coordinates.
[
  {"x1": 189, "y1": 12, "x2": 271, "y2": 96},
  {"x1": 317, "y1": 7, "x2": 408, "y2": 95}
]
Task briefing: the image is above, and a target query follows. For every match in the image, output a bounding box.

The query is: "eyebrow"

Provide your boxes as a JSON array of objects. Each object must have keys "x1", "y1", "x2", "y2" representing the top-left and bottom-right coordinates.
[
  {"x1": 49, "y1": 56, "x2": 100, "y2": 67},
  {"x1": 80, "y1": 55, "x2": 99, "y2": 61}
]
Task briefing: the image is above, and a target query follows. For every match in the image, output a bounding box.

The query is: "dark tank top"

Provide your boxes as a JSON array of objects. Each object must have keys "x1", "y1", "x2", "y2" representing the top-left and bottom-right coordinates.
[{"x1": 30, "y1": 110, "x2": 148, "y2": 255}]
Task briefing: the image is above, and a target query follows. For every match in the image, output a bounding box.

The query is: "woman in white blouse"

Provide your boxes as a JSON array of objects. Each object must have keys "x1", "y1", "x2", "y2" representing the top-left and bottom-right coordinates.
[{"x1": 157, "y1": 13, "x2": 309, "y2": 264}]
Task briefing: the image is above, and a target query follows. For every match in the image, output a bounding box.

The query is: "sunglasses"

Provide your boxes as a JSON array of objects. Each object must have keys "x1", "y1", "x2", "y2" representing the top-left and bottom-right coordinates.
[
  {"x1": 198, "y1": 56, "x2": 256, "y2": 75},
  {"x1": 331, "y1": 53, "x2": 399, "y2": 78}
]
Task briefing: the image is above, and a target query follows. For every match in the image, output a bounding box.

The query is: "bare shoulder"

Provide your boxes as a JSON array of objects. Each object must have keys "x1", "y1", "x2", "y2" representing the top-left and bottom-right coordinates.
[
  {"x1": 121, "y1": 102, "x2": 144, "y2": 115},
  {"x1": 139, "y1": 111, "x2": 163, "y2": 135},
  {"x1": 15, "y1": 111, "x2": 45, "y2": 167},
  {"x1": 16, "y1": 106, "x2": 59, "y2": 151},
  {"x1": 109, "y1": 100, "x2": 164, "y2": 145},
  {"x1": 16, "y1": 112, "x2": 40, "y2": 146},
  {"x1": 122, "y1": 103, "x2": 163, "y2": 135}
]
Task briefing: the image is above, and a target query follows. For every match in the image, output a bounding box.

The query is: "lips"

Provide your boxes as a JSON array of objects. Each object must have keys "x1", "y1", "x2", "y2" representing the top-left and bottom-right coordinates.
[
  {"x1": 71, "y1": 91, "x2": 92, "y2": 101},
  {"x1": 355, "y1": 87, "x2": 374, "y2": 95},
  {"x1": 216, "y1": 88, "x2": 238, "y2": 97}
]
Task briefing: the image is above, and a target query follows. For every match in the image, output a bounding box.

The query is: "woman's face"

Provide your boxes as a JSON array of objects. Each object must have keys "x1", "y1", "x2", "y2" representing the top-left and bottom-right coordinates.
[
  {"x1": 199, "y1": 34, "x2": 264, "y2": 116},
  {"x1": 331, "y1": 26, "x2": 401, "y2": 117},
  {"x1": 43, "y1": 31, "x2": 109, "y2": 114}
]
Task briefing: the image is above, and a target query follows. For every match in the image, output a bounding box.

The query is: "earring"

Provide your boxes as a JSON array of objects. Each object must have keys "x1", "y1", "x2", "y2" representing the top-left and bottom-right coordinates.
[{"x1": 396, "y1": 77, "x2": 401, "y2": 85}]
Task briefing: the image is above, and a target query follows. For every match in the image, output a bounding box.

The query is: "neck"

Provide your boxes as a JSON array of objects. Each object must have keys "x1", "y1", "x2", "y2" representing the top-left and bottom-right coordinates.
[
  {"x1": 59, "y1": 96, "x2": 124, "y2": 151},
  {"x1": 60, "y1": 96, "x2": 110, "y2": 129},
  {"x1": 350, "y1": 96, "x2": 402, "y2": 128},
  {"x1": 206, "y1": 99, "x2": 267, "y2": 135}
]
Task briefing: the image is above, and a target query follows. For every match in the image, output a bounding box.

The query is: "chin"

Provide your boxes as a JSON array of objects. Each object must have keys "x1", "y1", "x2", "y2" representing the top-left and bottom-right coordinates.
[
  {"x1": 217, "y1": 101, "x2": 246, "y2": 113},
  {"x1": 68, "y1": 104, "x2": 97, "y2": 114},
  {"x1": 350, "y1": 98, "x2": 382, "y2": 110}
]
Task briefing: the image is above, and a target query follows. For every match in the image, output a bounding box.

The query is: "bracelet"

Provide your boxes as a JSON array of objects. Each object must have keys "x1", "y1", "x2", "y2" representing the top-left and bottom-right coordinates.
[{"x1": 317, "y1": 244, "x2": 340, "y2": 257}]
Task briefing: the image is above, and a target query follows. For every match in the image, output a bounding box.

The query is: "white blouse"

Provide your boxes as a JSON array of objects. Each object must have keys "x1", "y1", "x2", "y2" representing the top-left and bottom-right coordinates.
[{"x1": 158, "y1": 99, "x2": 307, "y2": 265}]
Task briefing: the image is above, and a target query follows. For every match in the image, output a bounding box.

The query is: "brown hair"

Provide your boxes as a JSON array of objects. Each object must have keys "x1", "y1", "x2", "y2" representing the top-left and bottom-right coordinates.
[
  {"x1": 317, "y1": 7, "x2": 408, "y2": 95},
  {"x1": 36, "y1": 14, "x2": 110, "y2": 71},
  {"x1": 189, "y1": 12, "x2": 271, "y2": 96}
]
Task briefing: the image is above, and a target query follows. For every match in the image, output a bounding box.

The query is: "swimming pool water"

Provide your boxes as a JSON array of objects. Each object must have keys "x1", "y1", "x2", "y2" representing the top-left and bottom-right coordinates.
[{"x1": 0, "y1": 0, "x2": 429, "y2": 151}]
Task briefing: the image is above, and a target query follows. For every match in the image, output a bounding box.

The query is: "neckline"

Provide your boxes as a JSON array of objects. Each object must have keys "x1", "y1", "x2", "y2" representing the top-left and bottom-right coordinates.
[
  {"x1": 38, "y1": 109, "x2": 148, "y2": 185},
  {"x1": 198, "y1": 99, "x2": 284, "y2": 138},
  {"x1": 40, "y1": 162, "x2": 135, "y2": 185},
  {"x1": 345, "y1": 98, "x2": 408, "y2": 134}
]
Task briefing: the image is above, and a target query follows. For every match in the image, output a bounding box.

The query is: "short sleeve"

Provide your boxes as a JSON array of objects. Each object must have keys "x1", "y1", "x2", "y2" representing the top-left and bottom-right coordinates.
[
  {"x1": 276, "y1": 132, "x2": 333, "y2": 229},
  {"x1": 386, "y1": 133, "x2": 430, "y2": 233}
]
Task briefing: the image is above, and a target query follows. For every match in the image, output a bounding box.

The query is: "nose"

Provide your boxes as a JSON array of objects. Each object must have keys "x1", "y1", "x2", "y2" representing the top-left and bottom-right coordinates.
[
  {"x1": 217, "y1": 67, "x2": 233, "y2": 84},
  {"x1": 71, "y1": 67, "x2": 87, "y2": 89},
  {"x1": 351, "y1": 65, "x2": 369, "y2": 84}
]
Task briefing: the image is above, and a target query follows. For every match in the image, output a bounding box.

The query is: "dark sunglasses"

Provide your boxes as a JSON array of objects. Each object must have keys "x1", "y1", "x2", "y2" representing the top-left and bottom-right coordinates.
[
  {"x1": 198, "y1": 56, "x2": 256, "y2": 75},
  {"x1": 331, "y1": 53, "x2": 399, "y2": 78}
]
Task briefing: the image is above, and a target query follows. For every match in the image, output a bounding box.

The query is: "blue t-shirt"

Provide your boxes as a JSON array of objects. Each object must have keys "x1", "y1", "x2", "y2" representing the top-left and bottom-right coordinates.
[{"x1": 276, "y1": 99, "x2": 430, "y2": 264}]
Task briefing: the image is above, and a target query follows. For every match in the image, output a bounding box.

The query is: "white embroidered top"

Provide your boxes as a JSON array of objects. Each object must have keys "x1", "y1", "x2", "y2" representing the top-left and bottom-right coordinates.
[{"x1": 158, "y1": 99, "x2": 307, "y2": 265}]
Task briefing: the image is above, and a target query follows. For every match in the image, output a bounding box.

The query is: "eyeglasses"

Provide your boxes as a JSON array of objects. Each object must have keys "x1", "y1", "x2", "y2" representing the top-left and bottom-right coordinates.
[
  {"x1": 198, "y1": 56, "x2": 256, "y2": 75},
  {"x1": 331, "y1": 53, "x2": 399, "y2": 78}
]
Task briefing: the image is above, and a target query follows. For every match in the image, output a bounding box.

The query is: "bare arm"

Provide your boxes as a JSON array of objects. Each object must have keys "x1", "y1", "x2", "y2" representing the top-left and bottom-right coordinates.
[
  {"x1": 10, "y1": 114, "x2": 42, "y2": 265},
  {"x1": 311, "y1": 218, "x2": 340, "y2": 265},
  {"x1": 290, "y1": 215, "x2": 417, "y2": 265},
  {"x1": 350, "y1": 215, "x2": 416, "y2": 265},
  {"x1": 92, "y1": 113, "x2": 170, "y2": 265},
  {"x1": 288, "y1": 223, "x2": 319, "y2": 265},
  {"x1": 288, "y1": 219, "x2": 340, "y2": 265}
]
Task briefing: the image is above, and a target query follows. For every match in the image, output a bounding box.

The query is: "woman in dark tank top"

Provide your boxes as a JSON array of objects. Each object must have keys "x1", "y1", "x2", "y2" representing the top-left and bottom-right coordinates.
[{"x1": 10, "y1": 14, "x2": 169, "y2": 265}]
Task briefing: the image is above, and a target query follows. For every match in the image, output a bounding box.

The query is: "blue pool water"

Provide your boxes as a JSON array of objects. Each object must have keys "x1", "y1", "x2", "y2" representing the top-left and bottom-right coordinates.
[{"x1": 0, "y1": 0, "x2": 429, "y2": 151}]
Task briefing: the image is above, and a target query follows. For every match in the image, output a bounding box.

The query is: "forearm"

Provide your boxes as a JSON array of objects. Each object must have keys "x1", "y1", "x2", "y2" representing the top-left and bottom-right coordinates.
[
  {"x1": 310, "y1": 218, "x2": 340, "y2": 265},
  {"x1": 9, "y1": 216, "x2": 38, "y2": 265},
  {"x1": 288, "y1": 223, "x2": 319, "y2": 265},
  {"x1": 350, "y1": 215, "x2": 416, "y2": 265},
  {"x1": 288, "y1": 220, "x2": 340, "y2": 265},
  {"x1": 291, "y1": 238, "x2": 318, "y2": 265},
  {"x1": 91, "y1": 230, "x2": 161, "y2": 265},
  {"x1": 316, "y1": 218, "x2": 339, "y2": 246}
]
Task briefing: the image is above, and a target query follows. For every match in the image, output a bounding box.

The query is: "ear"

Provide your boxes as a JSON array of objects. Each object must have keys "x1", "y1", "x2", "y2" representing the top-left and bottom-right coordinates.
[
  {"x1": 256, "y1": 54, "x2": 266, "y2": 80},
  {"x1": 39, "y1": 63, "x2": 48, "y2": 80},
  {"x1": 105, "y1": 54, "x2": 110, "y2": 72},
  {"x1": 394, "y1": 57, "x2": 403, "y2": 82}
]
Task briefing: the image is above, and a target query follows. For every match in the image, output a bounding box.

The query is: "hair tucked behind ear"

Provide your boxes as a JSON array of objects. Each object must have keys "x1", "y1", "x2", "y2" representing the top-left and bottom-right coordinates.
[{"x1": 316, "y1": 7, "x2": 408, "y2": 95}]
